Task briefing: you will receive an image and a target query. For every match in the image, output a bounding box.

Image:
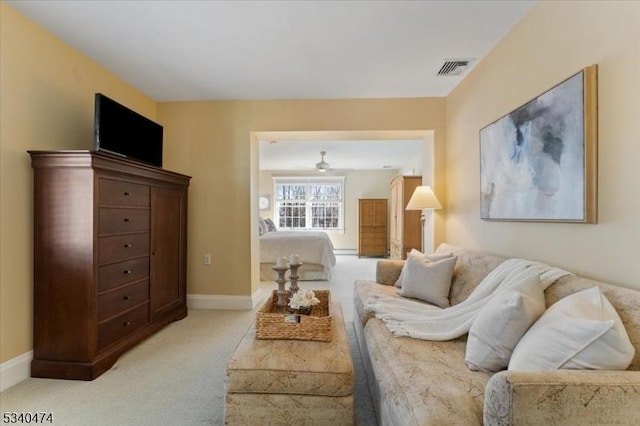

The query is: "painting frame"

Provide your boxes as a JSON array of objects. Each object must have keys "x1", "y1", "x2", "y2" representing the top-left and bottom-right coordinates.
[{"x1": 479, "y1": 65, "x2": 597, "y2": 223}]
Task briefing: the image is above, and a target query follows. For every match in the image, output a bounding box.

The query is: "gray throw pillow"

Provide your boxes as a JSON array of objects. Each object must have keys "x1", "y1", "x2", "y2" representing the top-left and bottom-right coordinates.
[
  {"x1": 397, "y1": 255, "x2": 457, "y2": 308},
  {"x1": 395, "y1": 250, "x2": 454, "y2": 288}
]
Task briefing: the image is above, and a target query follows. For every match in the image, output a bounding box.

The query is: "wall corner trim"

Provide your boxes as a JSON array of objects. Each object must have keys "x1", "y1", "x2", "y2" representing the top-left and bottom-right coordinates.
[{"x1": 0, "y1": 351, "x2": 33, "y2": 392}]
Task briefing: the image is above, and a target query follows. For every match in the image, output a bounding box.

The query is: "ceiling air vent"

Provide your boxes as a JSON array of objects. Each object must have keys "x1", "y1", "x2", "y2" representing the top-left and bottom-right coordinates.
[{"x1": 437, "y1": 59, "x2": 473, "y2": 76}]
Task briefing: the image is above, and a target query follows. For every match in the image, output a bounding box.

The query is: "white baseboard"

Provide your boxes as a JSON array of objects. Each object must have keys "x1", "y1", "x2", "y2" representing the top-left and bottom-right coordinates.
[
  {"x1": 251, "y1": 287, "x2": 268, "y2": 309},
  {"x1": 188, "y1": 288, "x2": 270, "y2": 311},
  {"x1": 0, "y1": 351, "x2": 32, "y2": 392},
  {"x1": 334, "y1": 249, "x2": 357, "y2": 255},
  {"x1": 187, "y1": 293, "x2": 255, "y2": 310}
]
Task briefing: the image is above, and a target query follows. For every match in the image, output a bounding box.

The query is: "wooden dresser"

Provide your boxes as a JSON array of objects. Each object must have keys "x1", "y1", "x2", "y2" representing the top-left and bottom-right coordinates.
[
  {"x1": 389, "y1": 175, "x2": 422, "y2": 259},
  {"x1": 357, "y1": 199, "x2": 387, "y2": 257},
  {"x1": 29, "y1": 151, "x2": 191, "y2": 380}
]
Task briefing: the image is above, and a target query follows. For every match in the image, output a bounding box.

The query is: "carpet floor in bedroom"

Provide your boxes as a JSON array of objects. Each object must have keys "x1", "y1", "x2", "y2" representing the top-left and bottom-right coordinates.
[{"x1": 0, "y1": 255, "x2": 380, "y2": 425}]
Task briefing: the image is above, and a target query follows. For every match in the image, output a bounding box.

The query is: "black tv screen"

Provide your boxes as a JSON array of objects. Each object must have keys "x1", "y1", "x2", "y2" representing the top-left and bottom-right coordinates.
[{"x1": 94, "y1": 93, "x2": 163, "y2": 167}]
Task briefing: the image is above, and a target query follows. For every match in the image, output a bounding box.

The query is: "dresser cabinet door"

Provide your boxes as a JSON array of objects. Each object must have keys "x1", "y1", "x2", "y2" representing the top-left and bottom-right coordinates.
[
  {"x1": 150, "y1": 187, "x2": 187, "y2": 319},
  {"x1": 358, "y1": 199, "x2": 387, "y2": 257}
]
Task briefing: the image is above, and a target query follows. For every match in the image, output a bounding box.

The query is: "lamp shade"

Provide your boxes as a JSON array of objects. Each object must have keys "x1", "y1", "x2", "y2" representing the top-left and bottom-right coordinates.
[{"x1": 406, "y1": 186, "x2": 442, "y2": 210}]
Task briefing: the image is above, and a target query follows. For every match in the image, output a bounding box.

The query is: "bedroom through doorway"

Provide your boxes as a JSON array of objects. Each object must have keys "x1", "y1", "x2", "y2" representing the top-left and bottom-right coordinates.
[{"x1": 250, "y1": 130, "x2": 436, "y2": 302}]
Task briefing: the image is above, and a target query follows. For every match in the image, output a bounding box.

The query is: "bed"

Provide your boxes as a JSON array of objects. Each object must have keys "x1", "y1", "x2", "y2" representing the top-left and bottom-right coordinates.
[{"x1": 259, "y1": 230, "x2": 336, "y2": 281}]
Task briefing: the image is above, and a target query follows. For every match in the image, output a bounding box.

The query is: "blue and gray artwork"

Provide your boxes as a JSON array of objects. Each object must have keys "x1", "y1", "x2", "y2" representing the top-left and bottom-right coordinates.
[{"x1": 480, "y1": 72, "x2": 584, "y2": 220}]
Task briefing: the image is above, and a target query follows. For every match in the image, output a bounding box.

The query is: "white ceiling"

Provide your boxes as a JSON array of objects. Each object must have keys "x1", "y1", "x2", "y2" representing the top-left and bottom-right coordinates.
[
  {"x1": 259, "y1": 139, "x2": 424, "y2": 172},
  {"x1": 8, "y1": 1, "x2": 535, "y2": 170},
  {"x1": 8, "y1": 0, "x2": 535, "y2": 102}
]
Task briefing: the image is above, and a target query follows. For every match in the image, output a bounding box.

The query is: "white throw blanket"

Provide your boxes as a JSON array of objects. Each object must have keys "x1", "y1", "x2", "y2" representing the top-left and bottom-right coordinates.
[{"x1": 364, "y1": 258, "x2": 572, "y2": 341}]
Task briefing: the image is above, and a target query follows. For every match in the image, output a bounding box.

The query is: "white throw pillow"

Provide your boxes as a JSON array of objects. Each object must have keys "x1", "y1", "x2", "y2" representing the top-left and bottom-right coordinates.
[
  {"x1": 509, "y1": 287, "x2": 635, "y2": 371},
  {"x1": 465, "y1": 275, "x2": 546, "y2": 372},
  {"x1": 397, "y1": 255, "x2": 457, "y2": 308},
  {"x1": 395, "y1": 249, "x2": 454, "y2": 288}
]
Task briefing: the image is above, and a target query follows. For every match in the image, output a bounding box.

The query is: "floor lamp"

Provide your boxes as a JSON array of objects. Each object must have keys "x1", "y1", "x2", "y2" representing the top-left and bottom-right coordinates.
[{"x1": 406, "y1": 186, "x2": 442, "y2": 253}]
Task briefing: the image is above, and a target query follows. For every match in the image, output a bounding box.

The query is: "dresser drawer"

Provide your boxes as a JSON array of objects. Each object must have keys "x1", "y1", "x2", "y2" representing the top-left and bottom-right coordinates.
[
  {"x1": 98, "y1": 280, "x2": 149, "y2": 322},
  {"x1": 99, "y1": 208, "x2": 150, "y2": 236},
  {"x1": 99, "y1": 179, "x2": 149, "y2": 207},
  {"x1": 98, "y1": 257, "x2": 149, "y2": 292},
  {"x1": 98, "y1": 303, "x2": 149, "y2": 351},
  {"x1": 99, "y1": 233, "x2": 150, "y2": 265},
  {"x1": 361, "y1": 233, "x2": 387, "y2": 244}
]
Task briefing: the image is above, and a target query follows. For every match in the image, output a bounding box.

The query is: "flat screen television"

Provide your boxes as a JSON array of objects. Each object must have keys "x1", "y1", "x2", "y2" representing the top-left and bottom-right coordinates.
[{"x1": 94, "y1": 93, "x2": 163, "y2": 167}]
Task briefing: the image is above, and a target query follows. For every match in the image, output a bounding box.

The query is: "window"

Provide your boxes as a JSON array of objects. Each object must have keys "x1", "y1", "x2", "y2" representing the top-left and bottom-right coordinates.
[{"x1": 274, "y1": 177, "x2": 344, "y2": 231}]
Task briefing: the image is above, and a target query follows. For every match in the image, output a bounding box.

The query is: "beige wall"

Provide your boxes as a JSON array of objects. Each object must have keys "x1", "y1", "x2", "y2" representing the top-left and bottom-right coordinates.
[
  {"x1": 157, "y1": 99, "x2": 447, "y2": 297},
  {"x1": 4, "y1": 0, "x2": 636, "y2": 369},
  {"x1": 0, "y1": 3, "x2": 157, "y2": 362},
  {"x1": 259, "y1": 169, "x2": 398, "y2": 250},
  {"x1": 446, "y1": 1, "x2": 640, "y2": 289}
]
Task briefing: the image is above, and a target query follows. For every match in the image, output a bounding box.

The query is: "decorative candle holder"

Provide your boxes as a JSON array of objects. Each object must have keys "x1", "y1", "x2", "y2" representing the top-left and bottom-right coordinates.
[
  {"x1": 288, "y1": 262, "x2": 303, "y2": 294},
  {"x1": 272, "y1": 265, "x2": 289, "y2": 307}
]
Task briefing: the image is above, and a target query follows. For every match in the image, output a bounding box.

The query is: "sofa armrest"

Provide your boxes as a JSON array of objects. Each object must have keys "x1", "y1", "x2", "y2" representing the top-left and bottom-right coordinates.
[
  {"x1": 484, "y1": 370, "x2": 640, "y2": 426},
  {"x1": 375, "y1": 259, "x2": 405, "y2": 285}
]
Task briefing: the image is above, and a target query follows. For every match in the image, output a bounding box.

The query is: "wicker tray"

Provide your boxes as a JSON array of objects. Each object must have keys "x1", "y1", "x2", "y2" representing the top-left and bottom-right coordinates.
[{"x1": 256, "y1": 290, "x2": 332, "y2": 342}]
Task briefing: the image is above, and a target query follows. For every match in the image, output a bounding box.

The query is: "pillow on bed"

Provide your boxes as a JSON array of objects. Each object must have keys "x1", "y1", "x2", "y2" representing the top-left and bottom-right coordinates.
[
  {"x1": 265, "y1": 218, "x2": 277, "y2": 232},
  {"x1": 258, "y1": 217, "x2": 267, "y2": 236}
]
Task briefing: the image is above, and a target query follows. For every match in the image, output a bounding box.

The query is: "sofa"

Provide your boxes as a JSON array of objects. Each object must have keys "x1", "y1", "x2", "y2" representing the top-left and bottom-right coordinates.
[{"x1": 353, "y1": 243, "x2": 640, "y2": 425}]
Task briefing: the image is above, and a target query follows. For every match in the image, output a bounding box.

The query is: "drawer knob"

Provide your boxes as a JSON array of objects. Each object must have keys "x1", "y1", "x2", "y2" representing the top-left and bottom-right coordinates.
[
  {"x1": 124, "y1": 321, "x2": 132, "y2": 326},
  {"x1": 124, "y1": 192, "x2": 130, "y2": 196},
  {"x1": 124, "y1": 244, "x2": 132, "y2": 248},
  {"x1": 123, "y1": 295, "x2": 130, "y2": 301},
  {"x1": 124, "y1": 269, "x2": 132, "y2": 274},
  {"x1": 124, "y1": 218, "x2": 131, "y2": 222}
]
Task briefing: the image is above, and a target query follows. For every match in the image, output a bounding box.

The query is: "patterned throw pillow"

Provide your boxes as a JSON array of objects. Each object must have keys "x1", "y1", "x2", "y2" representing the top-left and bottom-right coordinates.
[
  {"x1": 264, "y1": 218, "x2": 277, "y2": 232},
  {"x1": 258, "y1": 218, "x2": 267, "y2": 236}
]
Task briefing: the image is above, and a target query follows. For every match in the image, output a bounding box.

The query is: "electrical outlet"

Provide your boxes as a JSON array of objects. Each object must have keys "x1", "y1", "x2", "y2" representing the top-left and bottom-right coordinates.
[{"x1": 204, "y1": 254, "x2": 211, "y2": 265}]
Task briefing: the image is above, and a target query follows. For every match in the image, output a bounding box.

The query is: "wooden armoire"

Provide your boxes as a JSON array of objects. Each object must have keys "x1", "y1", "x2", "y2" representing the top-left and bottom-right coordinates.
[
  {"x1": 29, "y1": 151, "x2": 191, "y2": 380},
  {"x1": 357, "y1": 199, "x2": 387, "y2": 257},
  {"x1": 389, "y1": 175, "x2": 422, "y2": 259}
]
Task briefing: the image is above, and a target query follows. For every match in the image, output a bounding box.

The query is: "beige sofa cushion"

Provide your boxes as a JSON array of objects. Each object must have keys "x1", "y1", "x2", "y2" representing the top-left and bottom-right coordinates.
[
  {"x1": 435, "y1": 243, "x2": 507, "y2": 306},
  {"x1": 353, "y1": 280, "x2": 399, "y2": 325},
  {"x1": 364, "y1": 318, "x2": 492, "y2": 425}
]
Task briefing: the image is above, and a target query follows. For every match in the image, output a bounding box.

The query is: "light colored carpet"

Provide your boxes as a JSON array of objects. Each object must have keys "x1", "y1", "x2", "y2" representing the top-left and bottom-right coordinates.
[{"x1": 0, "y1": 255, "x2": 380, "y2": 425}]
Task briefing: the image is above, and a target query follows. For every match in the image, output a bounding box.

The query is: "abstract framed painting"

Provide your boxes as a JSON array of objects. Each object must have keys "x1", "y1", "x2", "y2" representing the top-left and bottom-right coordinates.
[{"x1": 480, "y1": 65, "x2": 597, "y2": 223}]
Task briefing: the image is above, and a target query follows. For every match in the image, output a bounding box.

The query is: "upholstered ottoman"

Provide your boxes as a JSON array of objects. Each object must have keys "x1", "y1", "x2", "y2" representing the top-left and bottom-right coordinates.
[{"x1": 224, "y1": 302, "x2": 354, "y2": 425}]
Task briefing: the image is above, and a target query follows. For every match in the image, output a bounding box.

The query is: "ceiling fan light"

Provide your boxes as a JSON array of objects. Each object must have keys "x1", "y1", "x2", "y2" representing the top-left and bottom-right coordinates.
[{"x1": 315, "y1": 151, "x2": 330, "y2": 172}]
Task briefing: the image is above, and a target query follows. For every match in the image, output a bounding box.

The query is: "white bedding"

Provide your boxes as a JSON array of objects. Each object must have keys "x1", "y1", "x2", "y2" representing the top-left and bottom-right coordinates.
[{"x1": 259, "y1": 231, "x2": 336, "y2": 273}]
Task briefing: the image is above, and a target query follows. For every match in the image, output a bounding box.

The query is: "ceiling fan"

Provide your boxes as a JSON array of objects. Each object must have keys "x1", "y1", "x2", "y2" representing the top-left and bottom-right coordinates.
[{"x1": 315, "y1": 151, "x2": 330, "y2": 172}]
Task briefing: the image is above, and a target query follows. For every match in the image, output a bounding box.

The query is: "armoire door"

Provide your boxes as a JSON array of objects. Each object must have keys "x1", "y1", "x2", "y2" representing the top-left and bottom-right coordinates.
[
  {"x1": 358, "y1": 199, "x2": 387, "y2": 257},
  {"x1": 372, "y1": 199, "x2": 387, "y2": 227},
  {"x1": 150, "y1": 186, "x2": 187, "y2": 320}
]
